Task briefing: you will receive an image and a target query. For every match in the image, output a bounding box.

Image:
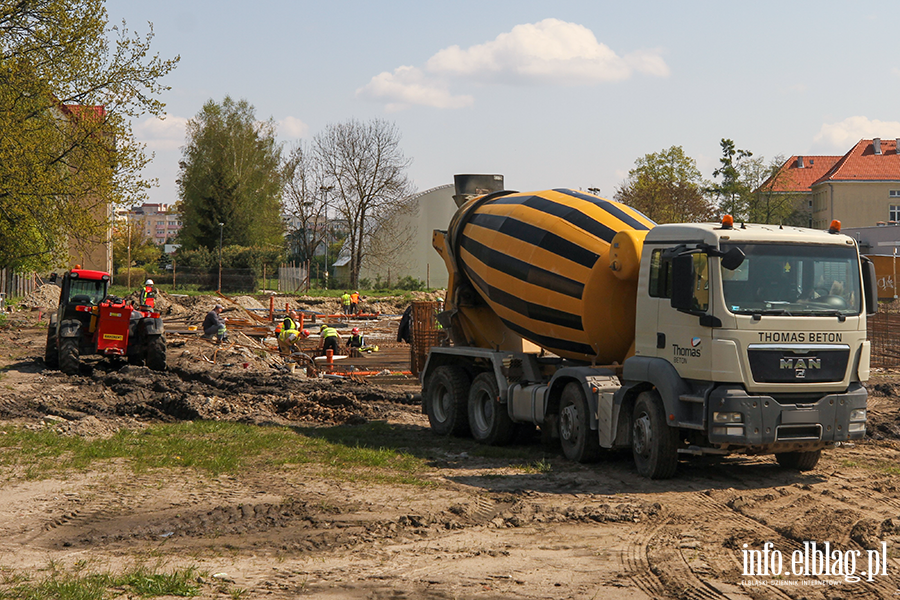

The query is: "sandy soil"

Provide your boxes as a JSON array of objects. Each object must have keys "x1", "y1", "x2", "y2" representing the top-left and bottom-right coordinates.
[{"x1": 3, "y1": 301, "x2": 900, "y2": 598}]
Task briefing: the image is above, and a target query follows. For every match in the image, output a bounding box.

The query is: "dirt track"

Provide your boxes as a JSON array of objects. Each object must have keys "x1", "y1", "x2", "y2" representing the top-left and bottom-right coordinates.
[{"x1": 4, "y1": 317, "x2": 900, "y2": 598}]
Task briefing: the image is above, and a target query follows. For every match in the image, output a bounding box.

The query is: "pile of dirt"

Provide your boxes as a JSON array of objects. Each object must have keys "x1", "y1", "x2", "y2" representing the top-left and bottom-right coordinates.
[{"x1": 20, "y1": 283, "x2": 60, "y2": 311}]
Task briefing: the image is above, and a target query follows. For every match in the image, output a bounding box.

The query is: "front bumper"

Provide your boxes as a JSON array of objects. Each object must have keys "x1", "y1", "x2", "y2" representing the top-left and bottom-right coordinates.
[{"x1": 707, "y1": 383, "x2": 867, "y2": 449}]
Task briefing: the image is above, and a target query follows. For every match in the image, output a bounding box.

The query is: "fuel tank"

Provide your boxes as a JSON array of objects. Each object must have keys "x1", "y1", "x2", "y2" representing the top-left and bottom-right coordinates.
[{"x1": 443, "y1": 188, "x2": 655, "y2": 364}]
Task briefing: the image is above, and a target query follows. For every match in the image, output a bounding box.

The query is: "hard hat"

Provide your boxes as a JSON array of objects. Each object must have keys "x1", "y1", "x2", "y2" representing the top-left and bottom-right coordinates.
[
  {"x1": 320, "y1": 324, "x2": 327, "y2": 330},
  {"x1": 352, "y1": 327, "x2": 359, "y2": 334},
  {"x1": 302, "y1": 329, "x2": 310, "y2": 337},
  {"x1": 145, "y1": 279, "x2": 153, "y2": 285},
  {"x1": 437, "y1": 297, "x2": 444, "y2": 302}
]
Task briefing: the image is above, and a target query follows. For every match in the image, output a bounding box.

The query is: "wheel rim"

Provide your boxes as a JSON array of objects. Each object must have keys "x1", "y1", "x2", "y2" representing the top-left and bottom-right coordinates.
[
  {"x1": 560, "y1": 403, "x2": 578, "y2": 442},
  {"x1": 473, "y1": 390, "x2": 492, "y2": 434},
  {"x1": 434, "y1": 386, "x2": 450, "y2": 421},
  {"x1": 633, "y1": 411, "x2": 652, "y2": 456}
]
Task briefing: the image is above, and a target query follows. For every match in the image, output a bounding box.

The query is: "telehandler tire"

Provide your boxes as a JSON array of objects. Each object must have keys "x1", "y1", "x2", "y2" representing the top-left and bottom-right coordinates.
[
  {"x1": 468, "y1": 372, "x2": 514, "y2": 446},
  {"x1": 146, "y1": 335, "x2": 167, "y2": 371},
  {"x1": 559, "y1": 382, "x2": 601, "y2": 463},
  {"x1": 59, "y1": 337, "x2": 80, "y2": 375},
  {"x1": 775, "y1": 449, "x2": 821, "y2": 471},
  {"x1": 632, "y1": 390, "x2": 679, "y2": 479},
  {"x1": 44, "y1": 326, "x2": 59, "y2": 369},
  {"x1": 425, "y1": 365, "x2": 470, "y2": 436}
]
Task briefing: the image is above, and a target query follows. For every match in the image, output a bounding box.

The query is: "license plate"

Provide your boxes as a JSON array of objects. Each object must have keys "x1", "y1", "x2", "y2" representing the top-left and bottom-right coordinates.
[{"x1": 102, "y1": 334, "x2": 123, "y2": 341}]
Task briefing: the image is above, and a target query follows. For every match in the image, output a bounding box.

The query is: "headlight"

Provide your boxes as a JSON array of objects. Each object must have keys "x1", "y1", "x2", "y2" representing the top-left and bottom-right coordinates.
[
  {"x1": 848, "y1": 422, "x2": 866, "y2": 433},
  {"x1": 850, "y1": 409, "x2": 866, "y2": 421},
  {"x1": 713, "y1": 412, "x2": 743, "y2": 423}
]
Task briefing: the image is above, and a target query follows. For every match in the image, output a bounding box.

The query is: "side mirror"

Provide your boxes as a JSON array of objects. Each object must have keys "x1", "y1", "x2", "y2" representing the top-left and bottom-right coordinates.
[
  {"x1": 670, "y1": 255, "x2": 694, "y2": 311},
  {"x1": 49, "y1": 272, "x2": 58, "y2": 283},
  {"x1": 862, "y1": 257, "x2": 878, "y2": 316},
  {"x1": 721, "y1": 247, "x2": 745, "y2": 271}
]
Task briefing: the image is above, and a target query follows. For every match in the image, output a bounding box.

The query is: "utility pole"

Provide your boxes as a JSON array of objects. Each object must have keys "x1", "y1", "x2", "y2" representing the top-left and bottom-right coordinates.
[
  {"x1": 218, "y1": 222, "x2": 224, "y2": 292},
  {"x1": 126, "y1": 212, "x2": 131, "y2": 290}
]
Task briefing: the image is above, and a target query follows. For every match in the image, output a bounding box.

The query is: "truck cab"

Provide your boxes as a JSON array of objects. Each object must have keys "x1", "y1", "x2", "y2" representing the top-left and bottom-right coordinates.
[{"x1": 622, "y1": 218, "x2": 876, "y2": 475}]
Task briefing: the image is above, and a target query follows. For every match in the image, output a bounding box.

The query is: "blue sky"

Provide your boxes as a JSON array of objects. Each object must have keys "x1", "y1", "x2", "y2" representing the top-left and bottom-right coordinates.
[{"x1": 110, "y1": 0, "x2": 900, "y2": 208}]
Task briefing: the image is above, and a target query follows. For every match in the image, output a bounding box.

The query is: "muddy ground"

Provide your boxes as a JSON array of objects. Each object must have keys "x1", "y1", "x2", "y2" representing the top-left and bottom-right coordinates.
[{"x1": 4, "y1": 300, "x2": 900, "y2": 598}]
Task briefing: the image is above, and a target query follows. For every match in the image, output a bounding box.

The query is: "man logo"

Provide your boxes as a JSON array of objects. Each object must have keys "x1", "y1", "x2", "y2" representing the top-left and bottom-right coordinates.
[{"x1": 780, "y1": 357, "x2": 820, "y2": 378}]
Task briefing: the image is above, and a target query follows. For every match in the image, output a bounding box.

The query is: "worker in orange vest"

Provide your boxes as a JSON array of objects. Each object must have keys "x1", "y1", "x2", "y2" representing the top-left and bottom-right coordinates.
[
  {"x1": 139, "y1": 279, "x2": 156, "y2": 308},
  {"x1": 350, "y1": 291, "x2": 360, "y2": 314}
]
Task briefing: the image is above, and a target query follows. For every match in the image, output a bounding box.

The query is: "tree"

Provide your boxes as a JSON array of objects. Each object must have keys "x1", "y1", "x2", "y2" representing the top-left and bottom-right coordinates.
[
  {"x1": 176, "y1": 97, "x2": 285, "y2": 252},
  {"x1": 314, "y1": 119, "x2": 415, "y2": 287},
  {"x1": 282, "y1": 143, "x2": 328, "y2": 263},
  {"x1": 0, "y1": 0, "x2": 179, "y2": 272},
  {"x1": 614, "y1": 146, "x2": 715, "y2": 223},
  {"x1": 112, "y1": 218, "x2": 161, "y2": 272},
  {"x1": 710, "y1": 139, "x2": 753, "y2": 220}
]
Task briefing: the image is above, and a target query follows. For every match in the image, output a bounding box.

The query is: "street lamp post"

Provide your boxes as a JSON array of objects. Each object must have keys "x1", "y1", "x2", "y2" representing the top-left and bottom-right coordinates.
[
  {"x1": 320, "y1": 186, "x2": 333, "y2": 289},
  {"x1": 218, "y1": 222, "x2": 224, "y2": 292},
  {"x1": 126, "y1": 212, "x2": 131, "y2": 290}
]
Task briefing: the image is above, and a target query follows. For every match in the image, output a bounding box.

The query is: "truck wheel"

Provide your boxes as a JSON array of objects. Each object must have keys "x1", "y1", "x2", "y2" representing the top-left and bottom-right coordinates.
[
  {"x1": 425, "y1": 366, "x2": 470, "y2": 436},
  {"x1": 775, "y1": 450, "x2": 821, "y2": 471},
  {"x1": 468, "y1": 372, "x2": 514, "y2": 446},
  {"x1": 559, "y1": 382, "x2": 601, "y2": 463},
  {"x1": 59, "y1": 337, "x2": 80, "y2": 375},
  {"x1": 44, "y1": 327, "x2": 59, "y2": 369},
  {"x1": 146, "y1": 335, "x2": 167, "y2": 371},
  {"x1": 632, "y1": 390, "x2": 679, "y2": 479}
]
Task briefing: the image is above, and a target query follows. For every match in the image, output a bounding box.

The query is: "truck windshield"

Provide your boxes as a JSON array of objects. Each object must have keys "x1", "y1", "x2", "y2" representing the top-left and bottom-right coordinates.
[
  {"x1": 68, "y1": 280, "x2": 106, "y2": 305},
  {"x1": 721, "y1": 243, "x2": 860, "y2": 316}
]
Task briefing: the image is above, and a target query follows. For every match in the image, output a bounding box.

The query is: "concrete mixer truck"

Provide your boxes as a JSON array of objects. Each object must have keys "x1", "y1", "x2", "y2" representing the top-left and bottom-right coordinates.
[{"x1": 420, "y1": 175, "x2": 878, "y2": 479}]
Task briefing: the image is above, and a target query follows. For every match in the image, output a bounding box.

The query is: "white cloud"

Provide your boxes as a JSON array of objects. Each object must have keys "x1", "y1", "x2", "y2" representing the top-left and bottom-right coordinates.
[
  {"x1": 359, "y1": 18, "x2": 668, "y2": 111},
  {"x1": 132, "y1": 115, "x2": 188, "y2": 151},
  {"x1": 426, "y1": 18, "x2": 669, "y2": 85},
  {"x1": 813, "y1": 116, "x2": 900, "y2": 150},
  {"x1": 278, "y1": 116, "x2": 309, "y2": 139},
  {"x1": 356, "y1": 66, "x2": 474, "y2": 112}
]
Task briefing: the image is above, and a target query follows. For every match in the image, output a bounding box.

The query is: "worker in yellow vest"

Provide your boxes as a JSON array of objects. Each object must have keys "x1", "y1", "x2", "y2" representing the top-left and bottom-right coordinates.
[
  {"x1": 319, "y1": 323, "x2": 341, "y2": 353},
  {"x1": 341, "y1": 292, "x2": 352, "y2": 315},
  {"x1": 278, "y1": 310, "x2": 309, "y2": 355}
]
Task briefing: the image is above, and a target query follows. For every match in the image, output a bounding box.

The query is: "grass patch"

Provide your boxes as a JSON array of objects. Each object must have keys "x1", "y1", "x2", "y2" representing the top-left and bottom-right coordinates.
[
  {"x1": 0, "y1": 563, "x2": 201, "y2": 599},
  {"x1": 0, "y1": 421, "x2": 433, "y2": 485},
  {"x1": 841, "y1": 458, "x2": 900, "y2": 475}
]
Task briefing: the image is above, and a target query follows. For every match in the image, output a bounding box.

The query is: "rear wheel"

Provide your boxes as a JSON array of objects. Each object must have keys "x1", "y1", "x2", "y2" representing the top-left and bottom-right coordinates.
[
  {"x1": 44, "y1": 325, "x2": 59, "y2": 369},
  {"x1": 59, "y1": 337, "x2": 80, "y2": 375},
  {"x1": 425, "y1": 366, "x2": 470, "y2": 436},
  {"x1": 468, "y1": 372, "x2": 514, "y2": 446},
  {"x1": 775, "y1": 449, "x2": 821, "y2": 471},
  {"x1": 146, "y1": 335, "x2": 167, "y2": 371},
  {"x1": 632, "y1": 390, "x2": 679, "y2": 479},
  {"x1": 559, "y1": 382, "x2": 601, "y2": 463}
]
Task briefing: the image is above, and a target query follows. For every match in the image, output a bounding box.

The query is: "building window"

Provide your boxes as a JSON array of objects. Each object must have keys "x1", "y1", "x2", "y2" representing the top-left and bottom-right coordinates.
[
  {"x1": 890, "y1": 190, "x2": 900, "y2": 198},
  {"x1": 891, "y1": 206, "x2": 900, "y2": 221}
]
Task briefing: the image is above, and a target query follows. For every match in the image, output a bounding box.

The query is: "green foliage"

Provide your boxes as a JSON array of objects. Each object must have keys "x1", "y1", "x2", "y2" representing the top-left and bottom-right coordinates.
[
  {"x1": 710, "y1": 139, "x2": 754, "y2": 220},
  {"x1": 177, "y1": 97, "x2": 285, "y2": 252},
  {"x1": 0, "y1": 564, "x2": 201, "y2": 599},
  {"x1": 112, "y1": 218, "x2": 162, "y2": 272},
  {"x1": 614, "y1": 146, "x2": 715, "y2": 223},
  {"x1": 0, "y1": 0, "x2": 179, "y2": 271}
]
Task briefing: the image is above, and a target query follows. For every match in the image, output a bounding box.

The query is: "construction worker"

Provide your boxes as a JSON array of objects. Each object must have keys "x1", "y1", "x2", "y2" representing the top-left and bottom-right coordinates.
[
  {"x1": 139, "y1": 279, "x2": 156, "y2": 308},
  {"x1": 278, "y1": 310, "x2": 302, "y2": 355},
  {"x1": 348, "y1": 327, "x2": 364, "y2": 356},
  {"x1": 319, "y1": 323, "x2": 341, "y2": 354},
  {"x1": 202, "y1": 304, "x2": 228, "y2": 343},
  {"x1": 350, "y1": 291, "x2": 360, "y2": 314},
  {"x1": 341, "y1": 291, "x2": 352, "y2": 315}
]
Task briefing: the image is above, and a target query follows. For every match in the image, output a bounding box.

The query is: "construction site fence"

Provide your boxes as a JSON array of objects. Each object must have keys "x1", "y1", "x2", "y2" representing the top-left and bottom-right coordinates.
[
  {"x1": 114, "y1": 267, "x2": 262, "y2": 294},
  {"x1": 869, "y1": 300, "x2": 900, "y2": 368},
  {"x1": 278, "y1": 263, "x2": 309, "y2": 293},
  {"x1": 0, "y1": 269, "x2": 38, "y2": 306}
]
